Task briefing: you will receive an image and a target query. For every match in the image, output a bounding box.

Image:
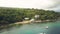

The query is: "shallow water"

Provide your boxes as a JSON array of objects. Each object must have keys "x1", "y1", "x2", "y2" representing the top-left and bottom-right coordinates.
[{"x1": 0, "y1": 21, "x2": 60, "y2": 34}]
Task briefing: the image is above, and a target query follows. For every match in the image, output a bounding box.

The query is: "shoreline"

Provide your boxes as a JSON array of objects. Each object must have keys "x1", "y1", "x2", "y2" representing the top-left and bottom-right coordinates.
[
  {"x1": 0, "y1": 20, "x2": 56, "y2": 30},
  {"x1": 14, "y1": 20, "x2": 55, "y2": 24}
]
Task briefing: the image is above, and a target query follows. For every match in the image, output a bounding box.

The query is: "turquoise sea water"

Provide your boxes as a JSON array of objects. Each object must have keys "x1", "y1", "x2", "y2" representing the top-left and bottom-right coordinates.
[{"x1": 0, "y1": 21, "x2": 60, "y2": 34}]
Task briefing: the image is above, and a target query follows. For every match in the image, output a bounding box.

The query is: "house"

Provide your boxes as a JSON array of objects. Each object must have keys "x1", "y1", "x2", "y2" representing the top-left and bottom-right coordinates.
[
  {"x1": 24, "y1": 18, "x2": 29, "y2": 20},
  {"x1": 34, "y1": 15, "x2": 40, "y2": 19}
]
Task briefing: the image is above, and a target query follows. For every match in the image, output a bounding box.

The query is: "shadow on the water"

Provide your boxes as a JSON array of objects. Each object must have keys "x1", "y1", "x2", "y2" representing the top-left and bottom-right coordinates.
[
  {"x1": 47, "y1": 25, "x2": 60, "y2": 34},
  {"x1": 0, "y1": 24, "x2": 22, "y2": 33}
]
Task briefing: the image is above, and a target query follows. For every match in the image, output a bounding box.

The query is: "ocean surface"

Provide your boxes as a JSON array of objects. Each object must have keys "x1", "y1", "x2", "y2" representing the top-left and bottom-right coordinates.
[{"x1": 0, "y1": 21, "x2": 60, "y2": 34}]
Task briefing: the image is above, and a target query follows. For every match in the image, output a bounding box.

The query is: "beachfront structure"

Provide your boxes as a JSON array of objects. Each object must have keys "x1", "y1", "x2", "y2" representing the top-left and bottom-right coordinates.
[
  {"x1": 30, "y1": 18, "x2": 35, "y2": 22},
  {"x1": 24, "y1": 18, "x2": 29, "y2": 20},
  {"x1": 34, "y1": 15, "x2": 40, "y2": 19}
]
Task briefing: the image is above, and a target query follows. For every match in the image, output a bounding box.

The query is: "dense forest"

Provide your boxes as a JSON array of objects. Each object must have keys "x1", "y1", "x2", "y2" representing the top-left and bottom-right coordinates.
[{"x1": 0, "y1": 7, "x2": 60, "y2": 26}]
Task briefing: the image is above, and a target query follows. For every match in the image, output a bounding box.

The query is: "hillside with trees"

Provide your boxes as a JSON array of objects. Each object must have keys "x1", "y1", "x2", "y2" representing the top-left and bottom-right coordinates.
[{"x1": 0, "y1": 7, "x2": 59, "y2": 26}]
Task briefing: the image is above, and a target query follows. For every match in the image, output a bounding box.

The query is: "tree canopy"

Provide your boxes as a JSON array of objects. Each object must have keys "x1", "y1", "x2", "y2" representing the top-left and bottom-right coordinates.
[{"x1": 0, "y1": 7, "x2": 59, "y2": 26}]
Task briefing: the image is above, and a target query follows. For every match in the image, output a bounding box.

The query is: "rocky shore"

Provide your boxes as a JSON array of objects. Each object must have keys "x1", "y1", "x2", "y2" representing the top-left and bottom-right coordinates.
[{"x1": 14, "y1": 20, "x2": 55, "y2": 24}]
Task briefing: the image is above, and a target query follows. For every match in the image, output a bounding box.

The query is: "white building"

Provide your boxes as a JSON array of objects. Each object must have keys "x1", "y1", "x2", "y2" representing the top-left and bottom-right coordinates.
[
  {"x1": 30, "y1": 18, "x2": 35, "y2": 23},
  {"x1": 34, "y1": 15, "x2": 40, "y2": 18},
  {"x1": 24, "y1": 18, "x2": 29, "y2": 20}
]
